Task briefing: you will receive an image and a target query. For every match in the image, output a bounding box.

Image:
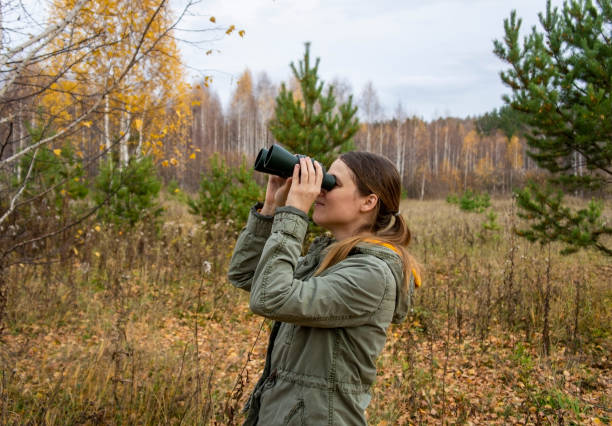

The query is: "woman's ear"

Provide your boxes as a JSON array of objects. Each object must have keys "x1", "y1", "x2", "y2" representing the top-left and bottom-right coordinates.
[{"x1": 360, "y1": 194, "x2": 378, "y2": 213}]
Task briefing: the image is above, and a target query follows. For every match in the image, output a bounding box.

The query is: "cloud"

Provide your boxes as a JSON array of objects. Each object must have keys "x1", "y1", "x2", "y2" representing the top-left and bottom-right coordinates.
[{"x1": 178, "y1": 0, "x2": 564, "y2": 119}]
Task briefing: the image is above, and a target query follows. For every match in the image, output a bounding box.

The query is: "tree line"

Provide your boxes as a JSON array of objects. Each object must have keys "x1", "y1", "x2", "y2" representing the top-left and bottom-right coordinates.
[
  {"x1": 187, "y1": 69, "x2": 541, "y2": 198},
  {"x1": 1, "y1": 0, "x2": 609, "y2": 266}
]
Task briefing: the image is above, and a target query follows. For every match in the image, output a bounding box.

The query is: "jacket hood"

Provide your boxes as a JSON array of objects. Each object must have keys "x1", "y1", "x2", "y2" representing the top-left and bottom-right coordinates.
[
  {"x1": 353, "y1": 241, "x2": 410, "y2": 324},
  {"x1": 309, "y1": 235, "x2": 411, "y2": 324}
]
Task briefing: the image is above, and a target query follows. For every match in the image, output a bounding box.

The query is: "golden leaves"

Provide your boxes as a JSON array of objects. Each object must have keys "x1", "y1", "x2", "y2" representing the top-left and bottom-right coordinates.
[
  {"x1": 225, "y1": 24, "x2": 235, "y2": 35},
  {"x1": 239, "y1": 30, "x2": 245, "y2": 38},
  {"x1": 209, "y1": 16, "x2": 216, "y2": 23},
  {"x1": 53, "y1": 149, "x2": 62, "y2": 156}
]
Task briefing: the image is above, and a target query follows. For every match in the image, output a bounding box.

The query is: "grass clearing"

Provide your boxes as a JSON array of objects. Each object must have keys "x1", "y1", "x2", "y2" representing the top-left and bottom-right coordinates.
[{"x1": 1, "y1": 197, "x2": 610, "y2": 424}]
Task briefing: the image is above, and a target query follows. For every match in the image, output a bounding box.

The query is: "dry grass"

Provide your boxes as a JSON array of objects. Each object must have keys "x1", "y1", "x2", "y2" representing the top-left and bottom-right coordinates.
[{"x1": 1, "y1": 197, "x2": 610, "y2": 424}]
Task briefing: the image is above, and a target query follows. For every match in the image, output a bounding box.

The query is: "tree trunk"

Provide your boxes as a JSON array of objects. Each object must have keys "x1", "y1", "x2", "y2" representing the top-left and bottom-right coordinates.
[
  {"x1": 420, "y1": 170, "x2": 426, "y2": 200},
  {"x1": 120, "y1": 111, "x2": 130, "y2": 168},
  {"x1": 136, "y1": 110, "x2": 145, "y2": 159},
  {"x1": 104, "y1": 96, "x2": 111, "y2": 154},
  {"x1": 433, "y1": 123, "x2": 439, "y2": 176}
]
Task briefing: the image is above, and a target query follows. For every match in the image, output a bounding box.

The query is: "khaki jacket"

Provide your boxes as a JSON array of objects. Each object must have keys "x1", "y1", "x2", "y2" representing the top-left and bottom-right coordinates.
[{"x1": 228, "y1": 204, "x2": 414, "y2": 425}]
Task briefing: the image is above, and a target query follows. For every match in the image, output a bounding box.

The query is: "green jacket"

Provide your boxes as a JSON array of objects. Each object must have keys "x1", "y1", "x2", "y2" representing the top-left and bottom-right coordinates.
[{"x1": 228, "y1": 204, "x2": 414, "y2": 425}]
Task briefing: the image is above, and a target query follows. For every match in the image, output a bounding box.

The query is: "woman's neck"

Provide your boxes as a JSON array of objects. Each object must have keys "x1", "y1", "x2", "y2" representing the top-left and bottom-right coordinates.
[{"x1": 331, "y1": 224, "x2": 373, "y2": 242}]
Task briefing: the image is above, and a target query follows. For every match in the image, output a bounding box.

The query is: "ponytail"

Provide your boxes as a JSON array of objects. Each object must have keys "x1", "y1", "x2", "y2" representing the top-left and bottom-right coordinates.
[
  {"x1": 315, "y1": 213, "x2": 421, "y2": 290},
  {"x1": 313, "y1": 152, "x2": 421, "y2": 290}
]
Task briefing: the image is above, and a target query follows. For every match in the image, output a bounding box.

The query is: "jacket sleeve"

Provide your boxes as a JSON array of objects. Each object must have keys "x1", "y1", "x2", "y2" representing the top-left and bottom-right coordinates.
[
  {"x1": 249, "y1": 207, "x2": 395, "y2": 328},
  {"x1": 227, "y1": 203, "x2": 275, "y2": 292}
]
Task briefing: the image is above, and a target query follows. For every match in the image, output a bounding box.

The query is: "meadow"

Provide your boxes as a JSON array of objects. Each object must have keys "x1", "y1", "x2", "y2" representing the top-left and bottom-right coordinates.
[{"x1": 1, "y1": 196, "x2": 610, "y2": 425}]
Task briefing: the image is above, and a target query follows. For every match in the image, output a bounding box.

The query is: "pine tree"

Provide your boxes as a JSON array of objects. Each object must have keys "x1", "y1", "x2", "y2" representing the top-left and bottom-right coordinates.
[
  {"x1": 494, "y1": 0, "x2": 611, "y2": 255},
  {"x1": 268, "y1": 42, "x2": 359, "y2": 167}
]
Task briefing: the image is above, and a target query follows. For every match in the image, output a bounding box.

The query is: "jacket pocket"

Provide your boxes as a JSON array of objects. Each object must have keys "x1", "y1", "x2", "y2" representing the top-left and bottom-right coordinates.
[{"x1": 283, "y1": 399, "x2": 305, "y2": 426}]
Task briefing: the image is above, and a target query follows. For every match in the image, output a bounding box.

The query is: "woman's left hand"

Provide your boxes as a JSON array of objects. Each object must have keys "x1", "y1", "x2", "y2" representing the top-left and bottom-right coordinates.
[{"x1": 286, "y1": 157, "x2": 323, "y2": 214}]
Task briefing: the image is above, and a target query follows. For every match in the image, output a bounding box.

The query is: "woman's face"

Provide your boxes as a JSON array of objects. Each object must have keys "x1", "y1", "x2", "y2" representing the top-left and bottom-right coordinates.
[{"x1": 313, "y1": 159, "x2": 376, "y2": 239}]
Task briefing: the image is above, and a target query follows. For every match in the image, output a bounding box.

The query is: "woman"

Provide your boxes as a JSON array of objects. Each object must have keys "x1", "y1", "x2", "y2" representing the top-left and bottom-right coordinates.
[{"x1": 228, "y1": 151, "x2": 420, "y2": 425}]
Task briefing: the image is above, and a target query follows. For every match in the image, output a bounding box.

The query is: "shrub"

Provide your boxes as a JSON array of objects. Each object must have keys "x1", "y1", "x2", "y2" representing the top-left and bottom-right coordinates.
[
  {"x1": 15, "y1": 130, "x2": 89, "y2": 217},
  {"x1": 188, "y1": 154, "x2": 263, "y2": 230},
  {"x1": 166, "y1": 179, "x2": 189, "y2": 204},
  {"x1": 447, "y1": 189, "x2": 491, "y2": 213},
  {"x1": 93, "y1": 156, "x2": 162, "y2": 227}
]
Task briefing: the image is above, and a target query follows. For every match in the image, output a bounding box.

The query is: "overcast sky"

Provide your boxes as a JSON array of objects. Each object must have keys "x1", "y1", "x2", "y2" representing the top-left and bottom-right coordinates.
[{"x1": 178, "y1": 0, "x2": 564, "y2": 120}]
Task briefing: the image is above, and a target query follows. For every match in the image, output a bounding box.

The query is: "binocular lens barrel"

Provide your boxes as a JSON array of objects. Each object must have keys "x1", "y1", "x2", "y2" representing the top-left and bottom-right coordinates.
[
  {"x1": 253, "y1": 144, "x2": 336, "y2": 190},
  {"x1": 254, "y1": 148, "x2": 269, "y2": 173}
]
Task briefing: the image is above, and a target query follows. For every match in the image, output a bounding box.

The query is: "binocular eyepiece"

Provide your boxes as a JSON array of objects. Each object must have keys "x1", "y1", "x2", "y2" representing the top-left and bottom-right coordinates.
[{"x1": 254, "y1": 144, "x2": 337, "y2": 190}]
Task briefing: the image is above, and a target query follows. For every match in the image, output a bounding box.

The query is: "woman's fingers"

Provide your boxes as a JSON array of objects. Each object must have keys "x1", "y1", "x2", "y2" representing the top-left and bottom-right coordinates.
[
  {"x1": 292, "y1": 162, "x2": 300, "y2": 182},
  {"x1": 305, "y1": 157, "x2": 316, "y2": 185},
  {"x1": 299, "y1": 157, "x2": 309, "y2": 183},
  {"x1": 285, "y1": 157, "x2": 323, "y2": 214},
  {"x1": 314, "y1": 161, "x2": 323, "y2": 186}
]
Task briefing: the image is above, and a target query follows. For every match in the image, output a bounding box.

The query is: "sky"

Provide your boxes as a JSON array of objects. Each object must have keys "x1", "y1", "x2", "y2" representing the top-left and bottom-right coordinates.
[{"x1": 178, "y1": 0, "x2": 564, "y2": 120}]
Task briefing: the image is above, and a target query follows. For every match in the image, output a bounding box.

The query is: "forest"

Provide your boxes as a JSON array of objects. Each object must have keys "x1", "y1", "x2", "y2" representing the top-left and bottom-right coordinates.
[{"x1": 0, "y1": 0, "x2": 610, "y2": 424}]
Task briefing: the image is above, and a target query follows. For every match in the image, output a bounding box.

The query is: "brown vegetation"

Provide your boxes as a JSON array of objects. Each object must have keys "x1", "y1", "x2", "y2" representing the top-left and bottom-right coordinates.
[{"x1": 1, "y1": 197, "x2": 610, "y2": 424}]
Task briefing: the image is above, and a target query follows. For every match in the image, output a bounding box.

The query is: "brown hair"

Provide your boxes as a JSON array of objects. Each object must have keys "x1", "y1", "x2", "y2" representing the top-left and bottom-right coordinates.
[{"x1": 314, "y1": 151, "x2": 421, "y2": 289}]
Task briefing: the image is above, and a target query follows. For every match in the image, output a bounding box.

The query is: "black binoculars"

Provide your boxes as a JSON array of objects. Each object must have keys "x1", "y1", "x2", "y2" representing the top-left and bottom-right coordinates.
[{"x1": 254, "y1": 144, "x2": 337, "y2": 190}]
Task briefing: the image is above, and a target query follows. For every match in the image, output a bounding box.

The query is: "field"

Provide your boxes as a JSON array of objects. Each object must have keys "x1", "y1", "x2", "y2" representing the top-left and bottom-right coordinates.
[{"x1": 1, "y1": 197, "x2": 610, "y2": 424}]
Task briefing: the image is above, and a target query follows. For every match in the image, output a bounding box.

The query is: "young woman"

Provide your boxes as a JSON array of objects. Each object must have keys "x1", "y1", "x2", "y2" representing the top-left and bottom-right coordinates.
[{"x1": 228, "y1": 151, "x2": 420, "y2": 425}]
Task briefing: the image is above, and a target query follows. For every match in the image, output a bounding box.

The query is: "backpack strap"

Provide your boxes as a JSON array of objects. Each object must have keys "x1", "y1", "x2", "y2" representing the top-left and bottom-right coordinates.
[{"x1": 362, "y1": 238, "x2": 400, "y2": 255}]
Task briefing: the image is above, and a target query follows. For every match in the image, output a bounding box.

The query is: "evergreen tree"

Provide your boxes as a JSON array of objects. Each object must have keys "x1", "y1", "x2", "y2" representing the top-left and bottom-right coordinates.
[
  {"x1": 268, "y1": 42, "x2": 359, "y2": 167},
  {"x1": 494, "y1": 0, "x2": 611, "y2": 255},
  {"x1": 475, "y1": 106, "x2": 525, "y2": 139}
]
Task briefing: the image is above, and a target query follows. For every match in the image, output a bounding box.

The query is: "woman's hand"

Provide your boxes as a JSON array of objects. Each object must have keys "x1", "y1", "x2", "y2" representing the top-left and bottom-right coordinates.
[
  {"x1": 260, "y1": 174, "x2": 292, "y2": 216},
  {"x1": 286, "y1": 157, "x2": 323, "y2": 214}
]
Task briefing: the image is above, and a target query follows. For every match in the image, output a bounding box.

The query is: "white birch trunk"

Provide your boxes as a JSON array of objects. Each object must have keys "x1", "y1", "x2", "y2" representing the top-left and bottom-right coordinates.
[
  {"x1": 17, "y1": 102, "x2": 24, "y2": 181},
  {"x1": 104, "y1": 96, "x2": 111, "y2": 152},
  {"x1": 120, "y1": 110, "x2": 131, "y2": 168},
  {"x1": 420, "y1": 169, "x2": 426, "y2": 200},
  {"x1": 136, "y1": 111, "x2": 144, "y2": 159},
  {"x1": 433, "y1": 124, "x2": 438, "y2": 176}
]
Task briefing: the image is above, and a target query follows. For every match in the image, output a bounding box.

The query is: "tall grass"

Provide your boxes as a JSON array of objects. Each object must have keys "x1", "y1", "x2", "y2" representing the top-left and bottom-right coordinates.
[{"x1": 1, "y1": 197, "x2": 610, "y2": 424}]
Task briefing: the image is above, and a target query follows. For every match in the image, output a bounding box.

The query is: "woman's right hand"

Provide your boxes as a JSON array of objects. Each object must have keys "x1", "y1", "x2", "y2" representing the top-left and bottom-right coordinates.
[{"x1": 260, "y1": 174, "x2": 292, "y2": 215}]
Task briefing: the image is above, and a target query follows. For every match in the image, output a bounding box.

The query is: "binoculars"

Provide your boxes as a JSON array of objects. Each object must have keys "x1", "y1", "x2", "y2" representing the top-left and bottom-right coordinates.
[{"x1": 254, "y1": 144, "x2": 337, "y2": 190}]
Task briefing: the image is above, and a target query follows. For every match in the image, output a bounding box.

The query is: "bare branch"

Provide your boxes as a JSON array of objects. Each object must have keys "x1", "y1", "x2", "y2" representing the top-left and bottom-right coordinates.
[
  {"x1": 0, "y1": 0, "x2": 90, "y2": 100},
  {"x1": 0, "y1": 0, "x2": 171, "y2": 166},
  {"x1": 0, "y1": 147, "x2": 38, "y2": 225},
  {"x1": 0, "y1": 121, "x2": 13, "y2": 159}
]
